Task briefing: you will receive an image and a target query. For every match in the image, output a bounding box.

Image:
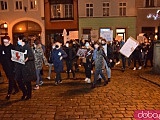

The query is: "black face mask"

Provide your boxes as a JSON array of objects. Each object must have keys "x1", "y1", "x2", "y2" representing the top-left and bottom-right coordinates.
[
  {"x1": 55, "y1": 45, "x2": 59, "y2": 48},
  {"x1": 101, "y1": 43, "x2": 106, "y2": 46}
]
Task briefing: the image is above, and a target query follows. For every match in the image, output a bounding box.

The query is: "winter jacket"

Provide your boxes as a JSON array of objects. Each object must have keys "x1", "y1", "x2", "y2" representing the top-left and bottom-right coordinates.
[
  {"x1": 51, "y1": 48, "x2": 67, "y2": 73},
  {"x1": 14, "y1": 44, "x2": 36, "y2": 82}
]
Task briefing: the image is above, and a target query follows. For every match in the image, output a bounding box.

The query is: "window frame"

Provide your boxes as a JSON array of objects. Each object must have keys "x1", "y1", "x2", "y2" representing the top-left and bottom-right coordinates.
[
  {"x1": 0, "y1": 0, "x2": 8, "y2": 11},
  {"x1": 103, "y1": 2, "x2": 110, "y2": 17},
  {"x1": 119, "y1": 2, "x2": 126, "y2": 16},
  {"x1": 145, "y1": 0, "x2": 155, "y2": 7},
  {"x1": 50, "y1": 3, "x2": 74, "y2": 21},
  {"x1": 14, "y1": 0, "x2": 23, "y2": 11},
  {"x1": 28, "y1": 0, "x2": 38, "y2": 11},
  {"x1": 86, "y1": 3, "x2": 93, "y2": 17}
]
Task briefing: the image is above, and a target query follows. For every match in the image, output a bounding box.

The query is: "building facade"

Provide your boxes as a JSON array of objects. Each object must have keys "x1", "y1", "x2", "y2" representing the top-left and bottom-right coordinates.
[
  {"x1": 44, "y1": 0, "x2": 78, "y2": 45},
  {"x1": 78, "y1": 0, "x2": 136, "y2": 41},
  {"x1": 136, "y1": 0, "x2": 160, "y2": 40},
  {"x1": 0, "y1": 0, "x2": 45, "y2": 45}
]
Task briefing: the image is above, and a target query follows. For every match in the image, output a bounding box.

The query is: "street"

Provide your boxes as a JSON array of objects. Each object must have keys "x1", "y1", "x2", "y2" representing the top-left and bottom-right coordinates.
[{"x1": 0, "y1": 65, "x2": 160, "y2": 120}]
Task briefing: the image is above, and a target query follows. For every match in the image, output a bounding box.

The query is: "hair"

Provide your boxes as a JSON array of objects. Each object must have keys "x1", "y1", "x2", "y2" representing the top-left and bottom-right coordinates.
[
  {"x1": 18, "y1": 35, "x2": 27, "y2": 42},
  {"x1": 3, "y1": 36, "x2": 10, "y2": 40}
]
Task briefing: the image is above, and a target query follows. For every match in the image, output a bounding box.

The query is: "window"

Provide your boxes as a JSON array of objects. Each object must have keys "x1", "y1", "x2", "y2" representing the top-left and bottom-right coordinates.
[
  {"x1": 0, "y1": 0, "x2": 8, "y2": 10},
  {"x1": 29, "y1": 0, "x2": 37, "y2": 10},
  {"x1": 145, "y1": 0, "x2": 154, "y2": 7},
  {"x1": 51, "y1": 4, "x2": 73, "y2": 20},
  {"x1": 15, "y1": 0, "x2": 23, "y2": 10},
  {"x1": 103, "y1": 2, "x2": 109, "y2": 16},
  {"x1": 119, "y1": 2, "x2": 126, "y2": 16},
  {"x1": 83, "y1": 29, "x2": 91, "y2": 35},
  {"x1": 86, "y1": 4, "x2": 93, "y2": 17}
]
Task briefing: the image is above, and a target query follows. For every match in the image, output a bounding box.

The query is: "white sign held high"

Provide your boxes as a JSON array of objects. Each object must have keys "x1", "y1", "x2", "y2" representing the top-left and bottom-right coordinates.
[{"x1": 120, "y1": 37, "x2": 139, "y2": 58}]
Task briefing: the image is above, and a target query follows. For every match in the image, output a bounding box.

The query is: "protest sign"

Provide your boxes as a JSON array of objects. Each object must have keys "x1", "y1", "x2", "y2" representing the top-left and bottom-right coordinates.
[
  {"x1": 11, "y1": 50, "x2": 25, "y2": 64},
  {"x1": 69, "y1": 31, "x2": 78, "y2": 40},
  {"x1": 76, "y1": 48, "x2": 88, "y2": 57},
  {"x1": 120, "y1": 37, "x2": 139, "y2": 58},
  {"x1": 100, "y1": 30, "x2": 113, "y2": 41}
]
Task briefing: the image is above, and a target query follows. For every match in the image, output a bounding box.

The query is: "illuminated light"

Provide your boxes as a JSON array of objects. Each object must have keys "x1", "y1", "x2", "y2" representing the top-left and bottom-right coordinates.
[
  {"x1": 4, "y1": 22, "x2": 7, "y2": 28},
  {"x1": 155, "y1": 35, "x2": 158, "y2": 40},
  {"x1": 19, "y1": 28, "x2": 22, "y2": 30},
  {"x1": 35, "y1": 0, "x2": 37, "y2": 5}
]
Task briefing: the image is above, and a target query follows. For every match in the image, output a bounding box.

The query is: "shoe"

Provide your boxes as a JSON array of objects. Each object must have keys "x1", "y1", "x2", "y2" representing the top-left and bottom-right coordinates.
[
  {"x1": 55, "y1": 82, "x2": 58, "y2": 85},
  {"x1": 33, "y1": 85, "x2": 39, "y2": 90},
  {"x1": 138, "y1": 66, "x2": 142, "y2": 70},
  {"x1": 104, "y1": 81, "x2": 108, "y2": 86},
  {"x1": 87, "y1": 78, "x2": 91, "y2": 83},
  {"x1": 91, "y1": 70, "x2": 93, "y2": 74},
  {"x1": 5, "y1": 94, "x2": 10, "y2": 100},
  {"x1": 108, "y1": 78, "x2": 111, "y2": 82},
  {"x1": 59, "y1": 80, "x2": 62, "y2": 83},
  {"x1": 47, "y1": 76, "x2": 51, "y2": 80},
  {"x1": 12, "y1": 90, "x2": 19, "y2": 95},
  {"x1": 39, "y1": 81, "x2": 43, "y2": 86},
  {"x1": 25, "y1": 96, "x2": 31, "y2": 100},
  {"x1": 21, "y1": 95, "x2": 26, "y2": 100},
  {"x1": 116, "y1": 61, "x2": 120, "y2": 65},
  {"x1": 133, "y1": 67, "x2": 136, "y2": 70},
  {"x1": 84, "y1": 78, "x2": 88, "y2": 82}
]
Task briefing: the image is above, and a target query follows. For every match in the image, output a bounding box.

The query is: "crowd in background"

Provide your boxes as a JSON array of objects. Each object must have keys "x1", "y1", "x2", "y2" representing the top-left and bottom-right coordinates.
[{"x1": 0, "y1": 34, "x2": 154, "y2": 101}]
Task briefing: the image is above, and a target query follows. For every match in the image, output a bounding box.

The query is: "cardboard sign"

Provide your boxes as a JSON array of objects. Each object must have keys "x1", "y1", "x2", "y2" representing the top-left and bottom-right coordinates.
[
  {"x1": 100, "y1": 30, "x2": 113, "y2": 41},
  {"x1": 11, "y1": 50, "x2": 25, "y2": 64},
  {"x1": 76, "y1": 48, "x2": 88, "y2": 57},
  {"x1": 69, "y1": 31, "x2": 79, "y2": 40},
  {"x1": 120, "y1": 37, "x2": 139, "y2": 58}
]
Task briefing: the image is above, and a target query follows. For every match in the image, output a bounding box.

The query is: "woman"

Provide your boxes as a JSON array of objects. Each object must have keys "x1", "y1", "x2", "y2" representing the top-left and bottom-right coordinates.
[
  {"x1": 91, "y1": 42, "x2": 108, "y2": 89},
  {"x1": 0, "y1": 36, "x2": 19, "y2": 100},
  {"x1": 32, "y1": 39, "x2": 48, "y2": 90},
  {"x1": 13, "y1": 35, "x2": 36, "y2": 100}
]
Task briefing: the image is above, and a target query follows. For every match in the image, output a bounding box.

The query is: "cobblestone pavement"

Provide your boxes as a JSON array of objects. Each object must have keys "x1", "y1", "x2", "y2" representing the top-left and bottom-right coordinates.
[{"x1": 0, "y1": 65, "x2": 160, "y2": 120}]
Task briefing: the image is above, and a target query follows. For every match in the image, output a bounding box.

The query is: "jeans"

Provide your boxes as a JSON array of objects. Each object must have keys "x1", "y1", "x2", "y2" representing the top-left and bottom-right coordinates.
[
  {"x1": 99, "y1": 60, "x2": 111, "y2": 79},
  {"x1": 36, "y1": 69, "x2": 42, "y2": 85},
  {"x1": 83, "y1": 62, "x2": 92, "y2": 79},
  {"x1": 55, "y1": 72, "x2": 61, "y2": 83},
  {"x1": 93, "y1": 69, "x2": 107, "y2": 85},
  {"x1": 48, "y1": 63, "x2": 53, "y2": 77}
]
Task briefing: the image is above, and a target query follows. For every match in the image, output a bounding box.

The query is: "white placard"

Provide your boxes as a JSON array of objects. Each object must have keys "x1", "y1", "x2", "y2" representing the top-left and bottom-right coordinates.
[
  {"x1": 11, "y1": 50, "x2": 25, "y2": 64},
  {"x1": 120, "y1": 37, "x2": 139, "y2": 58},
  {"x1": 69, "y1": 31, "x2": 79, "y2": 40},
  {"x1": 91, "y1": 30, "x2": 98, "y2": 41},
  {"x1": 100, "y1": 30, "x2": 113, "y2": 41}
]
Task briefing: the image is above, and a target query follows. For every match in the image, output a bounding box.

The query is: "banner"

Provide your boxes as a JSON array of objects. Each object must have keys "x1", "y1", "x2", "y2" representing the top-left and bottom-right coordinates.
[
  {"x1": 120, "y1": 37, "x2": 139, "y2": 58},
  {"x1": 69, "y1": 31, "x2": 78, "y2": 40},
  {"x1": 100, "y1": 30, "x2": 113, "y2": 41},
  {"x1": 11, "y1": 50, "x2": 25, "y2": 64}
]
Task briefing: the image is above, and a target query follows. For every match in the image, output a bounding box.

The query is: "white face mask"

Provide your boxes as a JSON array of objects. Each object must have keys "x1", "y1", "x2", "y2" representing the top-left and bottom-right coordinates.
[
  {"x1": 52, "y1": 45, "x2": 55, "y2": 49},
  {"x1": 85, "y1": 43, "x2": 90, "y2": 47},
  {"x1": 66, "y1": 43, "x2": 69, "y2": 47}
]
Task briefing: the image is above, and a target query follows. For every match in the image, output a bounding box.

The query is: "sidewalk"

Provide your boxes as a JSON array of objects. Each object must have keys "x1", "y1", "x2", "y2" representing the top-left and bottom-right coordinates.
[{"x1": 139, "y1": 67, "x2": 160, "y2": 87}]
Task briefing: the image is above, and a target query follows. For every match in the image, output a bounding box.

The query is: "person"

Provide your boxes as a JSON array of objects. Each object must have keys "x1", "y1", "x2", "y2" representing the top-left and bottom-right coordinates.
[
  {"x1": 98, "y1": 39, "x2": 113, "y2": 83},
  {"x1": 63, "y1": 41, "x2": 76, "y2": 79},
  {"x1": 46, "y1": 42, "x2": 55, "y2": 80},
  {"x1": 0, "y1": 36, "x2": 19, "y2": 100},
  {"x1": 119, "y1": 39, "x2": 126, "y2": 72},
  {"x1": 51, "y1": 41, "x2": 67, "y2": 85},
  {"x1": 13, "y1": 35, "x2": 36, "y2": 100},
  {"x1": 81, "y1": 41, "x2": 93, "y2": 83},
  {"x1": 32, "y1": 39, "x2": 48, "y2": 90},
  {"x1": 91, "y1": 42, "x2": 109, "y2": 89},
  {"x1": 132, "y1": 44, "x2": 142, "y2": 70}
]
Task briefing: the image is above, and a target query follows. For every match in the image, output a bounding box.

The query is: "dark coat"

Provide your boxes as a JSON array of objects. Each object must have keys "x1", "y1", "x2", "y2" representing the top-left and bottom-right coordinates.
[
  {"x1": 51, "y1": 48, "x2": 67, "y2": 73},
  {"x1": 63, "y1": 46, "x2": 76, "y2": 61},
  {"x1": 14, "y1": 44, "x2": 36, "y2": 82},
  {"x1": 0, "y1": 44, "x2": 15, "y2": 76}
]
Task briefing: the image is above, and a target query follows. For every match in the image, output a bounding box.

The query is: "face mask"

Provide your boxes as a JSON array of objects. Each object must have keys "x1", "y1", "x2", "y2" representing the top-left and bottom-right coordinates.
[
  {"x1": 18, "y1": 41, "x2": 22, "y2": 46},
  {"x1": 52, "y1": 45, "x2": 55, "y2": 49},
  {"x1": 3, "y1": 39, "x2": 9, "y2": 43},
  {"x1": 55, "y1": 45, "x2": 59, "y2": 49},
  {"x1": 85, "y1": 43, "x2": 89, "y2": 47},
  {"x1": 66, "y1": 43, "x2": 69, "y2": 47}
]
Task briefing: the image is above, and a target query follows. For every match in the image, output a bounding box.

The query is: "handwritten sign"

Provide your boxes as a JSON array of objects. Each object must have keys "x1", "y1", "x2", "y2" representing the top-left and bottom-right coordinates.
[
  {"x1": 11, "y1": 50, "x2": 25, "y2": 64},
  {"x1": 69, "y1": 31, "x2": 79, "y2": 40},
  {"x1": 120, "y1": 37, "x2": 139, "y2": 58},
  {"x1": 100, "y1": 30, "x2": 113, "y2": 41}
]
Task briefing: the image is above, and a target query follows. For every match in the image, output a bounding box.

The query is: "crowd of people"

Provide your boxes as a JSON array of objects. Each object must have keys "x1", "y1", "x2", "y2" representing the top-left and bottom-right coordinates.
[{"x1": 0, "y1": 35, "x2": 154, "y2": 100}]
